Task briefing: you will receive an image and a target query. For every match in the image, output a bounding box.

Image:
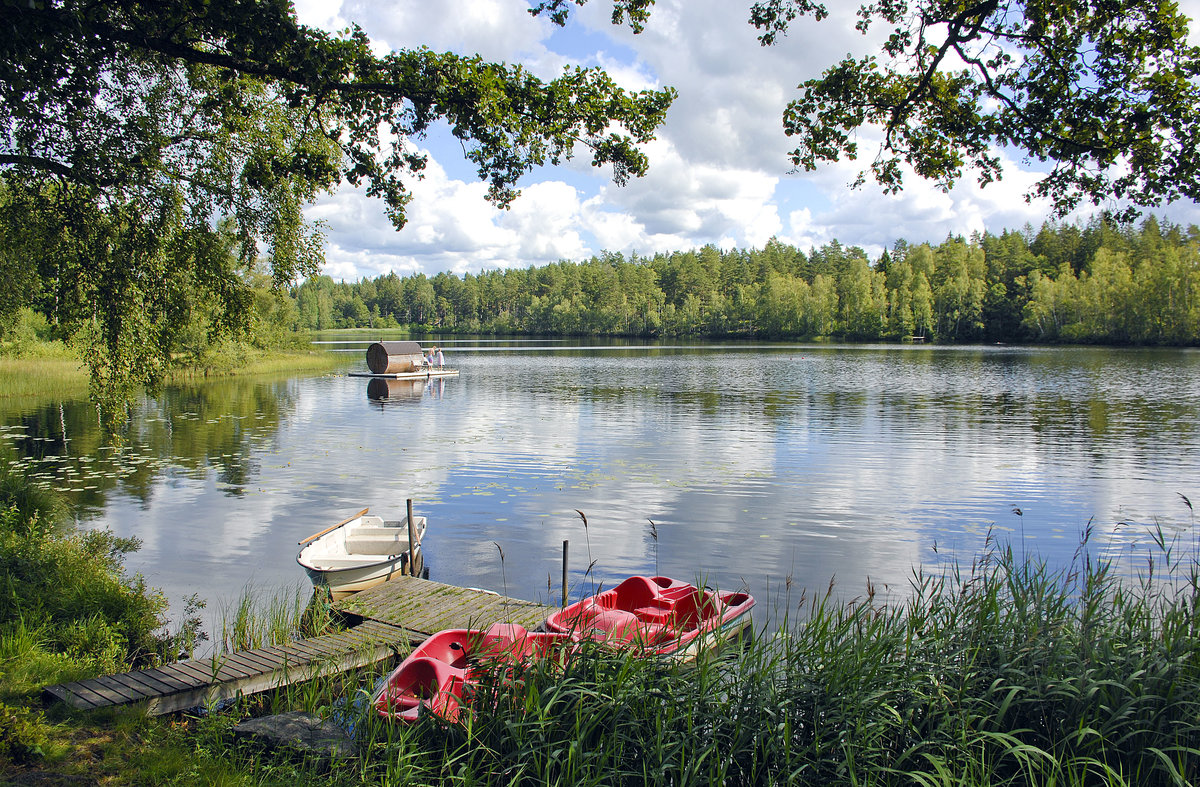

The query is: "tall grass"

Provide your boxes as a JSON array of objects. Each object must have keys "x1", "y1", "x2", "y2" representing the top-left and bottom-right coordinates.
[
  {"x1": 0, "y1": 357, "x2": 89, "y2": 404},
  {"x1": 217, "y1": 583, "x2": 338, "y2": 655},
  {"x1": 337, "y1": 529, "x2": 1200, "y2": 786}
]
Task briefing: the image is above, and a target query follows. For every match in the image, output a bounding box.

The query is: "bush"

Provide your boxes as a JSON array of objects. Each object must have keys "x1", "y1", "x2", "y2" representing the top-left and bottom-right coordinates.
[
  {"x1": 0, "y1": 701, "x2": 49, "y2": 765},
  {"x1": 0, "y1": 308, "x2": 73, "y2": 359},
  {"x1": 0, "y1": 469, "x2": 171, "y2": 676},
  {"x1": 0, "y1": 471, "x2": 68, "y2": 537}
]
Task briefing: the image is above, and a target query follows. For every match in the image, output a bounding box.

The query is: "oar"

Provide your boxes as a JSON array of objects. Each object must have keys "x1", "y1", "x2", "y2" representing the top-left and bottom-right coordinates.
[{"x1": 298, "y1": 507, "x2": 369, "y2": 546}]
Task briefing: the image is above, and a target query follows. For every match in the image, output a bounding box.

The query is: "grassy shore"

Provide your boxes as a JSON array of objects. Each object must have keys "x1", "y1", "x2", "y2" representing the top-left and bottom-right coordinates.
[
  {"x1": 2, "y1": 462, "x2": 1198, "y2": 784},
  {"x1": 0, "y1": 341, "x2": 349, "y2": 405}
]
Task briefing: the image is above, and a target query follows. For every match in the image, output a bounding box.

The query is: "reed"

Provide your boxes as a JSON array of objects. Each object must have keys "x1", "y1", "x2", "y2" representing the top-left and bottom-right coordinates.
[
  {"x1": 217, "y1": 583, "x2": 337, "y2": 654},
  {"x1": 335, "y1": 529, "x2": 1200, "y2": 786}
]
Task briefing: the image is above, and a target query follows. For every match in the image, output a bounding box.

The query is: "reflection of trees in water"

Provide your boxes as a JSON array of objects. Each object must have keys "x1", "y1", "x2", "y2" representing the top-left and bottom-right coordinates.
[
  {"x1": 1, "y1": 376, "x2": 300, "y2": 515},
  {"x1": 560, "y1": 348, "x2": 1200, "y2": 452}
]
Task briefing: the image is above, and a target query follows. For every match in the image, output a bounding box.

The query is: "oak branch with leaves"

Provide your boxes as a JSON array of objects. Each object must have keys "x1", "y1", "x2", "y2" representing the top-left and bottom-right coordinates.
[
  {"x1": 543, "y1": 0, "x2": 1200, "y2": 217},
  {"x1": 0, "y1": 0, "x2": 674, "y2": 403}
]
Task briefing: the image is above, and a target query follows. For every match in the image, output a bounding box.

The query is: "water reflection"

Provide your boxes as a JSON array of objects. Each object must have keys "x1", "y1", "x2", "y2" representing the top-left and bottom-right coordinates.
[
  {"x1": 366, "y1": 376, "x2": 449, "y2": 405},
  {"x1": 1, "y1": 343, "x2": 1198, "y2": 642}
]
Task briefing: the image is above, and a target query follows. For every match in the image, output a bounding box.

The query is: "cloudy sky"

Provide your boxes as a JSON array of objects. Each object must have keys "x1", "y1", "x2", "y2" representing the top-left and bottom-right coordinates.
[{"x1": 291, "y1": 0, "x2": 1200, "y2": 282}]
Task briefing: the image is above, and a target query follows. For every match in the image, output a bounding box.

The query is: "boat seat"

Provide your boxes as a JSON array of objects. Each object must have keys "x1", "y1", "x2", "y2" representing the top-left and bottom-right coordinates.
[
  {"x1": 345, "y1": 533, "x2": 409, "y2": 555},
  {"x1": 634, "y1": 606, "x2": 674, "y2": 624},
  {"x1": 354, "y1": 525, "x2": 410, "y2": 537}
]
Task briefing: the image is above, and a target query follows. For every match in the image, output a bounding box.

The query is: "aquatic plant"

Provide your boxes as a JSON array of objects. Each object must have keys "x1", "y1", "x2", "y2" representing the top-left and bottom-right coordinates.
[{"x1": 218, "y1": 583, "x2": 337, "y2": 655}]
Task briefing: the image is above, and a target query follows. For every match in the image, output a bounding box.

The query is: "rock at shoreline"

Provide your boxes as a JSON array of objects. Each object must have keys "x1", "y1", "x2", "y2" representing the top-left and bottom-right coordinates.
[{"x1": 233, "y1": 712, "x2": 355, "y2": 759}]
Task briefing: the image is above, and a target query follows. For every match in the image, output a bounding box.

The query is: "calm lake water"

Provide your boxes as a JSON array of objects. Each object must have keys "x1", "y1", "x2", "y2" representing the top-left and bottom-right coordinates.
[{"x1": 3, "y1": 340, "x2": 1199, "y2": 640}]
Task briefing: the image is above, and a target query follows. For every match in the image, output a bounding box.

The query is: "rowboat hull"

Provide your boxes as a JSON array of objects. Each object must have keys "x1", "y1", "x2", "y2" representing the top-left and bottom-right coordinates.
[
  {"x1": 299, "y1": 558, "x2": 406, "y2": 599},
  {"x1": 297, "y1": 510, "x2": 426, "y2": 598}
]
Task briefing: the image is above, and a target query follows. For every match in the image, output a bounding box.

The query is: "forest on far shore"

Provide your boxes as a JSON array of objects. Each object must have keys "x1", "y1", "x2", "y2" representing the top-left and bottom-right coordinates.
[
  {"x1": 292, "y1": 216, "x2": 1199, "y2": 346},
  {"x1": 4, "y1": 215, "x2": 1199, "y2": 364}
]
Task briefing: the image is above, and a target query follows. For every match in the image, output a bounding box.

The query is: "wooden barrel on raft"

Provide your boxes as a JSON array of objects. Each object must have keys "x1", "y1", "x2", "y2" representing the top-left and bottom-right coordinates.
[{"x1": 365, "y1": 341, "x2": 424, "y2": 374}]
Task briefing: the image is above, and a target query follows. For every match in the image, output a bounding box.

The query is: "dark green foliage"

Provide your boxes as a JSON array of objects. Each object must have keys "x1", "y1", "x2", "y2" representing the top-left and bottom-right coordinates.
[
  {"x1": 751, "y1": 0, "x2": 1200, "y2": 220},
  {"x1": 0, "y1": 469, "x2": 169, "y2": 674},
  {"x1": 1, "y1": 0, "x2": 673, "y2": 403}
]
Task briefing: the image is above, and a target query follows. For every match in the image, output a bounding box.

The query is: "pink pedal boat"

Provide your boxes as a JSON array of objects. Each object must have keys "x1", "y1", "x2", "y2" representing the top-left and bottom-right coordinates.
[
  {"x1": 544, "y1": 575, "x2": 755, "y2": 660},
  {"x1": 373, "y1": 623, "x2": 571, "y2": 723}
]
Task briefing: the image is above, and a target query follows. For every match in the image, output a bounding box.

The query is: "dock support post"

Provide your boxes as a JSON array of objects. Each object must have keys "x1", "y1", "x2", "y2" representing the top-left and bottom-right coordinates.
[
  {"x1": 407, "y1": 499, "x2": 418, "y2": 577},
  {"x1": 561, "y1": 539, "x2": 569, "y2": 606}
]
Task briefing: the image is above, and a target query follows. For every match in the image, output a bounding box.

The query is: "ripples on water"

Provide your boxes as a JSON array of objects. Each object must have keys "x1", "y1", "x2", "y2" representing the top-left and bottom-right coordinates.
[{"x1": 2, "y1": 342, "x2": 1198, "y2": 634}]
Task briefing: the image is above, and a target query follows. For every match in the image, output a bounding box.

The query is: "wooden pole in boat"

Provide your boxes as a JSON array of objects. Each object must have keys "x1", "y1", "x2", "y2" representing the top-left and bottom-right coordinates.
[
  {"x1": 561, "y1": 539, "x2": 569, "y2": 607},
  {"x1": 406, "y1": 498, "x2": 417, "y2": 578}
]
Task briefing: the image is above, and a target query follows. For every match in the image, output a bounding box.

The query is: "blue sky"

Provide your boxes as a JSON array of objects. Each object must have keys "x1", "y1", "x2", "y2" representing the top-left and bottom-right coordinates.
[{"x1": 292, "y1": 0, "x2": 1200, "y2": 282}]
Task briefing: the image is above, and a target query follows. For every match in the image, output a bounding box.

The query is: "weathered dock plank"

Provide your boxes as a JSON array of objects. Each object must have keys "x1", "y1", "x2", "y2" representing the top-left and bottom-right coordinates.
[
  {"x1": 336, "y1": 576, "x2": 554, "y2": 633},
  {"x1": 43, "y1": 577, "x2": 557, "y2": 716}
]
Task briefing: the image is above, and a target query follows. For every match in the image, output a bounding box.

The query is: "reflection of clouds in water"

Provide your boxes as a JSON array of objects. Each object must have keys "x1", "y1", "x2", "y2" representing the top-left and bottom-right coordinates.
[{"x1": 5, "y1": 343, "x2": 1198, "y2": 632}]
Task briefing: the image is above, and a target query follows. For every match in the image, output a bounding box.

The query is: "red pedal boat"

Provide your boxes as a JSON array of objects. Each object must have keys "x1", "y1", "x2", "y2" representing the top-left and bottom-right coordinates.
[
  {"x1": 544, "y1": 575, "x2": 755, "y2": 660},
  {"x1": 372, "y1": 623, "x2": 571, "y2": 723}
]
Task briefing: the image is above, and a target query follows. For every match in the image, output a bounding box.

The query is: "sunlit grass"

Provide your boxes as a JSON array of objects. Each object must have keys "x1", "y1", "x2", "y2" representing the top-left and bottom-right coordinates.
[
  {"x1": 0, "y1": 356, "x2": 89, "y2": 402},
  {"x1": 168, "y1": 347, "x2": 351, "y2": 380},
  {"x1": 217, "y1": 583, "x2": 339, "y2": 655}
]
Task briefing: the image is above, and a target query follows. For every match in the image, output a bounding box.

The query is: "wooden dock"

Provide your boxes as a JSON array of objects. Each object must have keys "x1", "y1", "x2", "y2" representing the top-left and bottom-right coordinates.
[{"x1": 43, "y1": 577, "x2": 555, "y2": 716}]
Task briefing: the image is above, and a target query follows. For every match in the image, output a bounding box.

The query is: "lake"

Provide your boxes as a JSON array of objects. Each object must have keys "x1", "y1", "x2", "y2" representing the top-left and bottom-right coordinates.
[{"x1": 3, "y1": 340, "x2": 1198, "y2": 640}]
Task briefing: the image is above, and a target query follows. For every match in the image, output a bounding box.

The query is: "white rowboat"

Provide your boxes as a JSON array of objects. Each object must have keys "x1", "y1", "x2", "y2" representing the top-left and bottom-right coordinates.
[{"x1": 296, "y1": 508, "x2": 426, "y2": 598}]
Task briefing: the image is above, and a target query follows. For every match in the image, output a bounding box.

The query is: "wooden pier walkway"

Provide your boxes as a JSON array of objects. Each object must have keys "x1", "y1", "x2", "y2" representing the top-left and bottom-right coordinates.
[{"x1": 43, "y1": 577, "x2": 556, "y2": 716}]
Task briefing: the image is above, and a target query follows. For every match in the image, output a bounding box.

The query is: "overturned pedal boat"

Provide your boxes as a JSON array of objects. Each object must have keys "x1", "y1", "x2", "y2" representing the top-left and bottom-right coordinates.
[{"x1": 373, "y1": 623, "x2": 573, "y2": 723}]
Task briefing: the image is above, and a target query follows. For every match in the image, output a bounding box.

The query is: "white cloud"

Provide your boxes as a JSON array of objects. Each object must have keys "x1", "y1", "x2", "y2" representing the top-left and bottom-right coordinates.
[
  {"x1": 294, "y1": 0, "x2": 1200, "y2": 281},
  {"x1": 308, "y1": 146, "x2": 601, "y2": 275},
  {"x1": 337, "y1": 0, "x2": 550, "y2": 61}
]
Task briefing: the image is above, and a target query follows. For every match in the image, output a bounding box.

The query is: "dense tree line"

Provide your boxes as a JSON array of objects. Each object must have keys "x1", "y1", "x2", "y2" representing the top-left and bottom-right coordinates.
[{"x1": 288, "y1": 216, "x2": 1200, "y2": 346}]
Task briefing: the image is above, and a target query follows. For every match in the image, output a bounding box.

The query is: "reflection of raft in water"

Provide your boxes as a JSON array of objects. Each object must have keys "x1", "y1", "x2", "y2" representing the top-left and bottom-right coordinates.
[
  {"x1": 349, "y1": 340, "x2": 460, "y2": 381},
  {"x1": 365, "y1": 377, "x2": 426, "y2": 401}
]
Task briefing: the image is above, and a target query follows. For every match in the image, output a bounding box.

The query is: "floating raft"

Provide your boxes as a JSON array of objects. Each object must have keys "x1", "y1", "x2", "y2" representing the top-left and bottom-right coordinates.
[
  {"x1": 349, "y1": 369, "x2": 459, "y2": 380},
  {"x1": 43, "y1": 577, "x2": 554, "y2": 715}
]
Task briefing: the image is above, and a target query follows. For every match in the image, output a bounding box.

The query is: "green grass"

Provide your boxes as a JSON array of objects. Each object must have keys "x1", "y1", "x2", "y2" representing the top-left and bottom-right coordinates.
[
  {"x1": 167, "y1": 346, "x2": 351, "y2": 380},
  {"x1": 217, "y1": 583, "x2": 338, "y2": 655},
  {"x1": 0, "y1": 356, "x2": 89, "y2": 404},
  {"x1": 0, "y1": 341, "x2": 348, "y2": 404}
]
